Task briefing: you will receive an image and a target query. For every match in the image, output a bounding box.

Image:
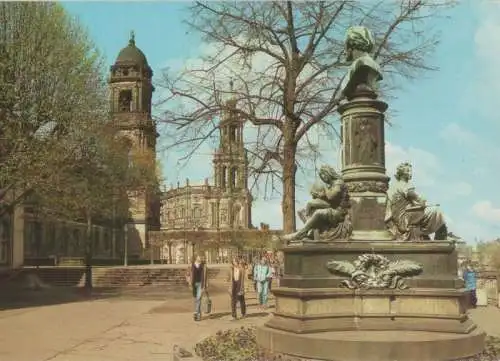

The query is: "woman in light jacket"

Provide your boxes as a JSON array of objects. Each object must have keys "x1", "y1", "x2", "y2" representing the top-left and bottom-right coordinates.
[{"x1": 253, "y1": 256, "x2": 272, "y2": 309}]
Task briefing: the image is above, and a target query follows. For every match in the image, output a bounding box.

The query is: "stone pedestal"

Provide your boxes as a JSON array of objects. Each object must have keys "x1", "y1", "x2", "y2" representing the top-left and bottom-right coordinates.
[
  {"x1": 257, "y1": 242, "x2": 485, "y2": 361},
  {"x1": 338, "y1": 92, "x2": 392, "y2": 242}
]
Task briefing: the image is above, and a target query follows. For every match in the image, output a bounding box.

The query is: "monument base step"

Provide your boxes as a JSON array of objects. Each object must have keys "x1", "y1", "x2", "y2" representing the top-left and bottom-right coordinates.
[{"x1": 257, "y1": 326, "x2": 485, "y2": 361}]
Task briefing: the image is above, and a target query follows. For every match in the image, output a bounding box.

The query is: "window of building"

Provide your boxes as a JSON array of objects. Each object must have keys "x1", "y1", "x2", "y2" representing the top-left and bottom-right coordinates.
[
  {"x1": 118, "y1": 89, "x2": 133, "y2": 112},
  {"x1": 45, "y1": 222, "x2": 55, "y2": 252},
  {"x1": 0, "y1": 217, "x2": 10, "y2": 264},
  {"x1": 231, "y1": 168, "x2": 237, "y2": 189},
  {"x1": 103, "y1": 230, "x2": 111, "y2": 252},
  {"x1": 221, "y1": 167, "x2": 227, "y2": 189},
  {"x1": 72, "y1": 228, "x2": 80, "y2": 255},
  {"x1": 33, "y1": 221, "x2": 42, "y2": 256},
  {"x1": 232, "y1": 205, "x2": 241, "y2": 227},
  {"x1": 93, "y1": 227, "x2": 100, "y2": 253},
  {"x1": 211, "y1": 203, "x2": 217, "y2": 227},
  {"x1": 229, "y1": 125, "x2": 237, "y2": 142}
]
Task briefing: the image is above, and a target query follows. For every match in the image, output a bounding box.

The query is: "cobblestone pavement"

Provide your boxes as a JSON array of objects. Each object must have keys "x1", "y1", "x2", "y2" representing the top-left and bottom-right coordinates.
[{"x1": 0, "y1": 289, "x2": 498, "y2": 361}]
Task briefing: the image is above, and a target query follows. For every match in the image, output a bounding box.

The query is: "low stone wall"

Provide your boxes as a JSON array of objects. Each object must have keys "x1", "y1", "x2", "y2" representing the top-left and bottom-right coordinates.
[{"x1": 477, "y1": 271, "x2": 498, "y2": 306}]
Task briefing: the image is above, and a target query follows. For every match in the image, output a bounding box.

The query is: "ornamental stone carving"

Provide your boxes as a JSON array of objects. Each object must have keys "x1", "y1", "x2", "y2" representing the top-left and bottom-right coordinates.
[
  {"x1": 346, "y1": 181, "x2": 388, "y2": 193},
  {"x1": 326, "y1": 254, "x2": 423, "y2": 290}
]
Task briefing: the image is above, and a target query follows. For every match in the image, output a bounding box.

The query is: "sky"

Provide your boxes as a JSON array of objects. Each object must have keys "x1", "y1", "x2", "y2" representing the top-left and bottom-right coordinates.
[{"x1": 63, "y1": 1, "x2": 500, "y2": 243}]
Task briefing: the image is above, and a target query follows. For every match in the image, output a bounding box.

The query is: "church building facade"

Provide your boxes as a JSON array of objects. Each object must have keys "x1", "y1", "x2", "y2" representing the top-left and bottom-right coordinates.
[{"x1": 159, "y1": 97, "x2": 253, "y2": 263}]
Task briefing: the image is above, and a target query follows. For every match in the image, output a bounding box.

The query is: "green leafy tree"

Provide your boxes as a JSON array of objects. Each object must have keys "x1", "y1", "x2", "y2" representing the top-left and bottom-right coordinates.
[
  {"x1": 159, "y1": 0, "x2": 454, "y2": 233},
  {"x1": 35, "y1": 123, "x2": 158, "y2": 288},
  {"x1": 476, "y1": 239, "x2": 500, "y2": 271},
  {"x1": 0, "y1": 2, "x2": 106, "y2": 216}
]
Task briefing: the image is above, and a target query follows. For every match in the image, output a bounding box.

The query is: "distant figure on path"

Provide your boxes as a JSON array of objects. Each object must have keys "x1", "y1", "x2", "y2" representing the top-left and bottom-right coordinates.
[
  {"x1": 251, "y1": 256, "x2": 259, "y2": 292},
  {"x1": 253, "y1": 256, "x2": 272, "y2": 310},
  {"x1": 463, "y1": 264, "x2": 477, "y2": 308},
  {"x1": 186, "y1": 255, "x2": 208, "y2": 321}
]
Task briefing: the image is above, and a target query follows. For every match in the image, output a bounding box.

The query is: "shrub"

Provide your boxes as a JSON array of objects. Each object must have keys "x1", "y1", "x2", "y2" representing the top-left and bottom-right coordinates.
[
  {"x1": 194, "y1": 326, "x2": 258, "y2": 361},
  {"x1": 195, "y1": 328, "x2": 500, "y2": 361}
]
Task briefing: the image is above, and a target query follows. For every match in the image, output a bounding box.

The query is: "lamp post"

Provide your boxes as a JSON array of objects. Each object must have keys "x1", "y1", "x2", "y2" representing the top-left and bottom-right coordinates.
[
  {"x1": 192, "y1": 218, "x2": 201, "y2": 259},
  {"x1": 123, "y1": 222, "x2": 128, "y2": 266}
]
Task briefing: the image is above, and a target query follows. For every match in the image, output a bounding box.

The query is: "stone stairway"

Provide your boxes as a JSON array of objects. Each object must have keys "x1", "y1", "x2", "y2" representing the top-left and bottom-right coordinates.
[{"x1": 1, "y1": 266, "x2": 230, "y2": 290}]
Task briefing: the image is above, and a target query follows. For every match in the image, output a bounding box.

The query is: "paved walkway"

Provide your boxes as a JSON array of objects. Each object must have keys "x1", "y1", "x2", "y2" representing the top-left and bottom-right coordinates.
[
  {"x1": 0, "y1": 290, "x2": 272, "y2": 361},
  {"x1": 0, "y1": 290, "x2": 500, "y2": 361}
]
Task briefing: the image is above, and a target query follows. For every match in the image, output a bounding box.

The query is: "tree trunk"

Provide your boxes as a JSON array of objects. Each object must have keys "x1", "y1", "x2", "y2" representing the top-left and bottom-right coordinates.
[
  {"x1": 282, "y1": 141, "x2": 297, "y2": 234},
  {"x1": 84, "y1": 211, "x2": 93, "y2": 290}
]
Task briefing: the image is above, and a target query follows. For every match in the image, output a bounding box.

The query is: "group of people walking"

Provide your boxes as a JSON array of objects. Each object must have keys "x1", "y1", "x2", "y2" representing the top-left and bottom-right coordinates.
[{"x1": 186, "y1": 253, "x2": 282, "y2": 321}]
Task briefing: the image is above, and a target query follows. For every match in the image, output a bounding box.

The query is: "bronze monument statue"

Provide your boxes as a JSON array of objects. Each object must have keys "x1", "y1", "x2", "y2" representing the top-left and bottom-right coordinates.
[
  {"x1": 385, "y1": 162, "x2": 449, "y2": 241},
  {"x1": 282, "y1": 165, "x2": 352, "y2": 243},
  {"x1": 258, "y1": 25, "x2": 484, "y2": 361},
  {"x1": 340, "y1": 26, "x2": 383, "y2": 100}
]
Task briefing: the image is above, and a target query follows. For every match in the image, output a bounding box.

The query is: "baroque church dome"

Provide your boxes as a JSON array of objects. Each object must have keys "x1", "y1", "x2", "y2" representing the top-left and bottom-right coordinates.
[{"x1": 115, "y1": 31, "x2": 149, "y2": 66}]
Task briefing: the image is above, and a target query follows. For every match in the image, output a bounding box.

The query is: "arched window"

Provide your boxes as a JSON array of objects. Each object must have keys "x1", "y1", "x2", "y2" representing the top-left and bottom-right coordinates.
[
  {"x1": 45, "y1": 222, "x2": 55, "y2": 252},
  {"x1": 231, "y1": 168, "x2": 237, "y2": 189},
  {"x1": 232, "y1": 205, "x2": 241, "y2": 227},
  {"x1": 229, "y1": 125, "x2": 237, "y2": 142},
  {"x1": 118, "y1": 89, "x2": 133, "y2": 112},
  {"x1": 221, "y1": 167, "x2": 227, "y2": 189},
  {"x1": 0, "y1": 218, "x2": 10, "y2": 263},
  {"x1": 72, "y1": 228, "x2": 80, "y2": 255}
]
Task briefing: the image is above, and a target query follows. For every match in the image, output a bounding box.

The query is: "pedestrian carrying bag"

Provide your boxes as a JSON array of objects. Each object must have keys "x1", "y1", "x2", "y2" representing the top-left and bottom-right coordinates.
[{"x1": 203, "y1": 290, "x2": 212, "y2": 314}]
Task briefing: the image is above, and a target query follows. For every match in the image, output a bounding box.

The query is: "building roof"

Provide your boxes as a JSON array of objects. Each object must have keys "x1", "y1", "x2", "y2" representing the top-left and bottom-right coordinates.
[{"x1": 115, "y1": 31, "x2": 148, "y2": 66}]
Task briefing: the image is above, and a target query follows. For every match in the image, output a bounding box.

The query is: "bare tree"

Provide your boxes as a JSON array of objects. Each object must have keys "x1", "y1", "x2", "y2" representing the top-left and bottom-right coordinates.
[
  {"x1": 0, "y1": 2, "x2": 107, "y2": 217},
  {"x1": 158, "y1": 1, "x2": 454, "y2": 233}
]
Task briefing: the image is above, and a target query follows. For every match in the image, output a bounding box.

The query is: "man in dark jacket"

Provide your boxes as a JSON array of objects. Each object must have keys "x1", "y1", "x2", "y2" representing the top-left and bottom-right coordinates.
[
  {"x1": 186, "y1": 255, "x2": 208, "y2": 321},
  {"x1": 228, "y1": 258, "x2": 247, "y2": 320}
]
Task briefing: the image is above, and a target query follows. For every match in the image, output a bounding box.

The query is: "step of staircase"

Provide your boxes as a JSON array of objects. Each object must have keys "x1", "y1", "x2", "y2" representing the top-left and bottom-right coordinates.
[{"x1": 1, "y1": 266, "x2": 231, "y2": 289}]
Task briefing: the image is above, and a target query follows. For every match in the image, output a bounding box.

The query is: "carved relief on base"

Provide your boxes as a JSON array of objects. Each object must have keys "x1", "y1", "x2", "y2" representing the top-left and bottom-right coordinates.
[
  {"x1": 326, "y1": 254, "x2": 423, "y2": 290},
  {"x1": 346, "y1": 181, "x2": 388, "y2": 193}
]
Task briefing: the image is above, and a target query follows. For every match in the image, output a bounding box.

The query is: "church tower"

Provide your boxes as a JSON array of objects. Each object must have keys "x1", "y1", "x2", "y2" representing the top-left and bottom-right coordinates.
[
  {"x1": 212, "y1": 88, "x2": 252, "y2": 229},
  {"x1": 109, "y1": 32, "x2": 160, "y2": 255}
]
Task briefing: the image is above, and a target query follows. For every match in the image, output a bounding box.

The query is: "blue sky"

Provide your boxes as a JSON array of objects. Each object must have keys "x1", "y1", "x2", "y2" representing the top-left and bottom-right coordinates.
[{"x1": 63, "y1": 1, "x2": 500, "y2": 242}]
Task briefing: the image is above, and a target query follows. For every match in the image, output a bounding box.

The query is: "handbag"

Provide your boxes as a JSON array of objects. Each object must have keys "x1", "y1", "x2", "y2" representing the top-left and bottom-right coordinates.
[{"x1": 202, "y1": 290, "x2": 212, "y2": 314}]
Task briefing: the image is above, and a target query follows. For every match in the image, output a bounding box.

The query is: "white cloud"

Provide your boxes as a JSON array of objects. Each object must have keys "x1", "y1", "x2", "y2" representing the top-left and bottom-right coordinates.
[
  {"x1": 440, "y1": 122, "x2": 500, "y2": 173},
  {"x1": 470, "y1": 2, "x2": 500, "y2": 117},
  {"x1": 472, "y1": 201, "x2": 500, "y2": 223},
  {"x1": 439, "y1": 123, "x2": 476, "y2": 145},
  {"x1": 448, "y1": 181, "x2": 473, "y2": 197},
  {"x1": 385, "y1": 142, "x2": 440, "y2": 186}
]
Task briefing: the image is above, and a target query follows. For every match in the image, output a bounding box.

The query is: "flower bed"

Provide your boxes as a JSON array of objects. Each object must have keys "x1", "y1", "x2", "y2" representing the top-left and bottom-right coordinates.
[{"x1": 195, "y1": 327, "x2": 500, "y2": 361}]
